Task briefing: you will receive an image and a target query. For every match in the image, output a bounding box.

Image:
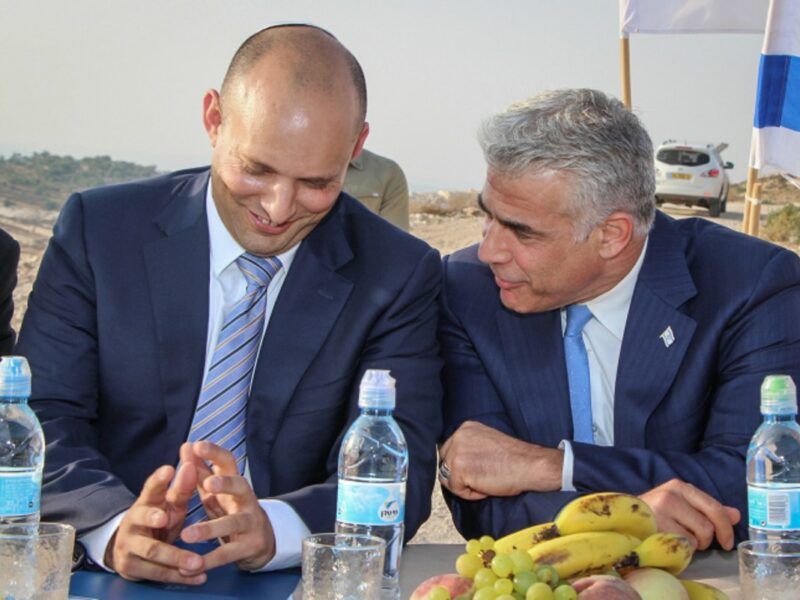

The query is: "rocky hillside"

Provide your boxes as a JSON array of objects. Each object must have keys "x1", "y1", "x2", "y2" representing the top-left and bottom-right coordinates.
[
  {"x1": 729, "y1": 174, "x2": 800, "y2": 204},
  {"x1": 410, "y1": 189, "x2": 479, "y2": 214}
]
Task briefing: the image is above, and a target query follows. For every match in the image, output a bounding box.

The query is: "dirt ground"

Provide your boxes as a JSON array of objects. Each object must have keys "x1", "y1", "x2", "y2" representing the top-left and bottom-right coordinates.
[{"x1": 0, "y1": 199, "x2": 785, "y2": 546}]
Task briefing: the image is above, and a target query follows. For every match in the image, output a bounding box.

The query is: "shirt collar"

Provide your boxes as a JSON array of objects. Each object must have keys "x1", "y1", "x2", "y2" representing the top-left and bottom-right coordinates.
[
  {"x1": 584, "y1": 236, "x2": 649, "y2": 340},
  {"x1": 349, "y1": 153, "x2": 365, "y2": 170},
  {"x1": 205, "y1": 182, "x2": 299, "y2": 277}
]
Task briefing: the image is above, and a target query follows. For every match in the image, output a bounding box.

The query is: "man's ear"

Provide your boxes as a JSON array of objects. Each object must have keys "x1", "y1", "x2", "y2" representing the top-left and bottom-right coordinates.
[
  {"x1": 202, "y1": 89, "x2": 223, "y2": 147},
  {"x1": 350, "y1": 122, "x2": 370, "y2": 161},
  {"x1": 597, "y1": 211, "x2": 635, "y2": 259}
]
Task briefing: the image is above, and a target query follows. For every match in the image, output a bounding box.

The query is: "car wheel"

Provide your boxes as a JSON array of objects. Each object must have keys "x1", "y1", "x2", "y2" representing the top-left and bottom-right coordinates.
[
  {"x1": 721, "y1": 190, "x2": 728, "y2": 214},
  {"x1": 708, "y1": 198, "x2": 721, "y2": 218}
]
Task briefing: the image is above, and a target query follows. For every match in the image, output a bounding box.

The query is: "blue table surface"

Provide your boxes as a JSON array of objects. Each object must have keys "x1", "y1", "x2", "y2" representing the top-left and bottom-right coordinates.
[
  {"x1": 69, "y1": 545, "x2": 742, "y2": 599},
  {"x1": 70, "y1": 564, "x2": 299, "y2": 600}
]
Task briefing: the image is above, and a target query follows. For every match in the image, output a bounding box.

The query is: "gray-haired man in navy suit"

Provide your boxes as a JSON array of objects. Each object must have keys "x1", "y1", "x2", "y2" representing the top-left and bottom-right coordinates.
[{"x1": 438, "y1": 88, "x2": 800, "y2": 550}]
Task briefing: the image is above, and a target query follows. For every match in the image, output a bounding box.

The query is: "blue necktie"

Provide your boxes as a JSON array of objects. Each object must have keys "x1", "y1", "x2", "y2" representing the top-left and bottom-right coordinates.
[
  {"x1": 564, "y1": 304, "x2": 594, "y2": 444},
  {"x1": 184, "y1": 253, "x2": 282, "y2": 525}
]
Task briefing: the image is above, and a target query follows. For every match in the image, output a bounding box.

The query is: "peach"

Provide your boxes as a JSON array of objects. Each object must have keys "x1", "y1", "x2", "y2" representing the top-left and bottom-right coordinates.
[
  {"x1": 410, "y1": 573, "x2": 474, "y2": 599},
  {"x1": 624, "y1": 567, "x2": 689, "y2": 599},
  {"x1": 572, "y1": 574, "x2": 642, "y2": 599}
]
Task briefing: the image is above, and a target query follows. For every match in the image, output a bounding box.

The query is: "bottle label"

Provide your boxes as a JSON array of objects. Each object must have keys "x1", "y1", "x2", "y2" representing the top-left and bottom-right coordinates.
[
  {"x1": 0, "y1": 471, "x2": 40, "y2": 518},
  {"x1": 748, "y1": 485, "x2": 800, "y2": 530},
  {"x1": 336, "y1": 480, "x2": 406, "y2": 526}
]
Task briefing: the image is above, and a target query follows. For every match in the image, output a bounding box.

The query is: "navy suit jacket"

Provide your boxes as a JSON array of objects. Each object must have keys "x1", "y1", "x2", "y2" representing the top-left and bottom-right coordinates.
[
  {"x1": 440, "y1": 211, "x2": 800, "y2": 543},
  {"x1": 0, "y1": 227, "x2": 19, "y2": 355},
  {"x1": 16, "y1": 168, "x2": 443, "y2": 539}
]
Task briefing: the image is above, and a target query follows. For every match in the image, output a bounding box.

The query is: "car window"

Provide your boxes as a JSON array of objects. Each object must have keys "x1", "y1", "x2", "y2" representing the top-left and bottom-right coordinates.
[{"x1": 656, "y1": 149, "x2": 710, "y2": 167}]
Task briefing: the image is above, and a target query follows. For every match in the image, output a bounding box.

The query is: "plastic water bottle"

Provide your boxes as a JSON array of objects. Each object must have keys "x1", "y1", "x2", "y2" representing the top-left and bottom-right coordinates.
[
  {"x1": 747, "y1": 374, "x2": 800, "y2": 541},
  {"x1": 0, "y1": 356, "x2": 44, "y2": 526},
  {"x1": 336, "y1": 369, "x2": 408, "y2": 597}
]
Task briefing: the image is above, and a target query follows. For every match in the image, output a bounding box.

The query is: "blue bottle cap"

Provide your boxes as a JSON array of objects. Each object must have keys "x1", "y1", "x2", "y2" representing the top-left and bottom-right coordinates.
[
  {"x1": 760, "y1": 375, "x2": 797, "y2": 415},
  {"x1": 358, "y1": 369, "x2": 396, "y2": 410},
  {"x1": 0, "y1": 356, "x2": 31, "y2": 398}
]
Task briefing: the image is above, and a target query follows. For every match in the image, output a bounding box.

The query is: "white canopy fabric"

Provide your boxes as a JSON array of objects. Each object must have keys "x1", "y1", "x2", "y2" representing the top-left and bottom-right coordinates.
[{"x1": 619, "y1": 0, "x2": 768, "y2": 35}]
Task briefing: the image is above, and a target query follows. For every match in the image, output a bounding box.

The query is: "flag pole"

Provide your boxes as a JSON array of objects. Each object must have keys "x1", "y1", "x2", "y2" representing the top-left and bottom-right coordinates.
[
  {"x1": 750, "y1": 182, "x2": 763, "y2": 236},
  {"x1": 742, "y1": 166, "x2": 759, "y2": 234},
  {"x1": 620, "y1": 34, "x2": 632, "y2": 108}
]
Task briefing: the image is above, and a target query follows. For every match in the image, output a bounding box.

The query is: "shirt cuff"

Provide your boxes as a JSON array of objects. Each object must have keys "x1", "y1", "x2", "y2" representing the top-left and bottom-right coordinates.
[
  {"x1": 558, "y1": 440, "x2": 576, "y2": 492},
  {"x1": 253, "y1": 499, "x2": 310, "y2": 572},
  {"x1": 79, "y1": 510, "x2": 127, "y2": 572}
]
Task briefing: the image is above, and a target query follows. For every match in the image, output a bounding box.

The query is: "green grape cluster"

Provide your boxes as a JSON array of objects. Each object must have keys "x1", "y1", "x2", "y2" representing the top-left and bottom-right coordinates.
[{"x1": 435, "y1": 536, "x2": 578, "y2": 600}]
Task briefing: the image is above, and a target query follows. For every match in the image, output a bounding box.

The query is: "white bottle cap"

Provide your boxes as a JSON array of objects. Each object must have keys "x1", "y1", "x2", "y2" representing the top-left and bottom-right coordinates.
[
  {"x1": 358, "y1": 369, "x2": 396, "y2": 410},
  {"x1": 0, "y1": 356, "x2": 32, "y2": 398},
  {"x1": 760, "y1": 374, "x2": 797, "y2": 415}
]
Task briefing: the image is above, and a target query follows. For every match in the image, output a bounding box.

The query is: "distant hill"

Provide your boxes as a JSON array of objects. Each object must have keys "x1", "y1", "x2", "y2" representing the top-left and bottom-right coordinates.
[
  {"x1": 0, "y1": 152, "x2": 160, "y2": 210},
  {"x1": 2, "y1": 151, "x2": 798, "y2": 213}
]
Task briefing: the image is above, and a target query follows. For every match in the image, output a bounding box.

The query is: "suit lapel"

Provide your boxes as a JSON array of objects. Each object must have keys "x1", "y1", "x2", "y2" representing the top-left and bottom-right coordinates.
[
  {"x1": 614, "y1": 212, "x2": 698, "y2": 446},
  {"x1": 497, "y1": 309, "x2": 574, "y2": 447},
  {"x1": 143, "y1": 172, "x2": 210, "y2": 451},
  {"x1": 246, "y1": 201, "x2": 354, "y2": 495}
]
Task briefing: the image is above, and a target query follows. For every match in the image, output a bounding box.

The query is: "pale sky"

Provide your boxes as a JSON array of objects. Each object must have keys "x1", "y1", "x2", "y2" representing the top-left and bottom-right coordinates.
[{"x1": 0, "y1": 1, "x2": 764, "y2": 192}]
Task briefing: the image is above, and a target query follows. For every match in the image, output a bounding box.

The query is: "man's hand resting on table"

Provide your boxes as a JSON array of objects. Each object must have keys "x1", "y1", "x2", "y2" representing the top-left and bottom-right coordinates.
[
  {"x1": 640, "y1": 479, "x2": 740, "y2": 551},
  {"x1": 438, "y1": 420, "x2": 564, "y2": 499}
]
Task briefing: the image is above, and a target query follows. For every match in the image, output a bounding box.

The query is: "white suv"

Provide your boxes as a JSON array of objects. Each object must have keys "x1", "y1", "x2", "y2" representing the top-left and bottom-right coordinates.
[{"x1": 654, "y1": 141, "x2": 733, "y2": 217}]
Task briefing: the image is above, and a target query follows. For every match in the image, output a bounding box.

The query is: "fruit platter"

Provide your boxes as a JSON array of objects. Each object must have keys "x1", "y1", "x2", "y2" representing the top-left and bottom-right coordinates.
[{"x1": 410, "y1": 493, "x2": 729, "y2": 599}]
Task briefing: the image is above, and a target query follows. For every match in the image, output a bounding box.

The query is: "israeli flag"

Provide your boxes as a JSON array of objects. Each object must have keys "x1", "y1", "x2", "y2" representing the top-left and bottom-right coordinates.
[{"x1": 750, "y1": 0, "x2": 800, "y2": 176}]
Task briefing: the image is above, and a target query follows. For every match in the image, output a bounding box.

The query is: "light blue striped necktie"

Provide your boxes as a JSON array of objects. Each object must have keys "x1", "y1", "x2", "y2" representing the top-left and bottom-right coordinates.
[
  {"x1": 184, "y1": 253, "x2": 282, "y2": 525},
  {"x1": 564, "y1": 304, "x2": 594, "y2": 444}
]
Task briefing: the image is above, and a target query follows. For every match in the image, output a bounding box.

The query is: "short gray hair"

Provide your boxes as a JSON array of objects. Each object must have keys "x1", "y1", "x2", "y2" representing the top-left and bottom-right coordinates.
[{"x1": 478, "y1": 89, "x2": 655, "y2": 239}]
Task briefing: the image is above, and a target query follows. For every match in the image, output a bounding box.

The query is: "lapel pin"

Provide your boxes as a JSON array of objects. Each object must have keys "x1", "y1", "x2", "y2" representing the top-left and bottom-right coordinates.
[{"x1": 659, "y1": 326, "x2": 675, "y2": 348}]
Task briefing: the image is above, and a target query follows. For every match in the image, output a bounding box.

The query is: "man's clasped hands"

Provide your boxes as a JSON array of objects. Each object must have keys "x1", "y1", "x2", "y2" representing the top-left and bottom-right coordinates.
[{"x1": 105, "y1": 441, "x2": 275, "y2": 585}]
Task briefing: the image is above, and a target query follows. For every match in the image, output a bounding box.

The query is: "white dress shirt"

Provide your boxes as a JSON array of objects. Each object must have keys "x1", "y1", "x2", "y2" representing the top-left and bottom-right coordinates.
[
  {"x1": 81, "y1": 184, "x2": 310, "y2": 571},
  {"x1": 559, "y1": 238, "x2": 648, "y2": 491}
]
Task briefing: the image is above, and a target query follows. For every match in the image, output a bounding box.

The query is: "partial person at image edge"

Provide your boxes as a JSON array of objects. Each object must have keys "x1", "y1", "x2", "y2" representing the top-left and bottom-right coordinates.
[
  {"x1": 16, "y1": 25, "x2": 442, "y2": 585},
  {"x1": 344, "y1": 148, "x2": 410, "y2": 231},
  {"x1": 0, "y1": 227, "x2": 19, "y2": 355},
  {"x1": 437, "y1": 88, "x2": 800, "y2": 550}
]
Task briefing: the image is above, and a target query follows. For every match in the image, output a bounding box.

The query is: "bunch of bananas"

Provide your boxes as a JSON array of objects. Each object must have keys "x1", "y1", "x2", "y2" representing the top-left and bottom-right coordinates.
[{"x1": 489, "y1": 492, "x2": 728, "y2": 599}]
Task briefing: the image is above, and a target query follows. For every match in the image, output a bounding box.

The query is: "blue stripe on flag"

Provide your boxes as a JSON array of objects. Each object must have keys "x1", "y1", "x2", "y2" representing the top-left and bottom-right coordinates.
[{"x1": 754, "y1": 54, "x2": 800, "y2": 132}]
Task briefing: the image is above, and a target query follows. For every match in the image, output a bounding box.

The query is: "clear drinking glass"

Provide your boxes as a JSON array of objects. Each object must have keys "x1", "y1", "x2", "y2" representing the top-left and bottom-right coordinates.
[
  {"x1": 300, "y1": 532, "x2": 386, "y2": 600},
  {"x1": 0, "y1": 522, "x2": 75, "y2": 600},
  {"x1": 738, "y1": 539, "x2": 800, "y2": 599}
]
